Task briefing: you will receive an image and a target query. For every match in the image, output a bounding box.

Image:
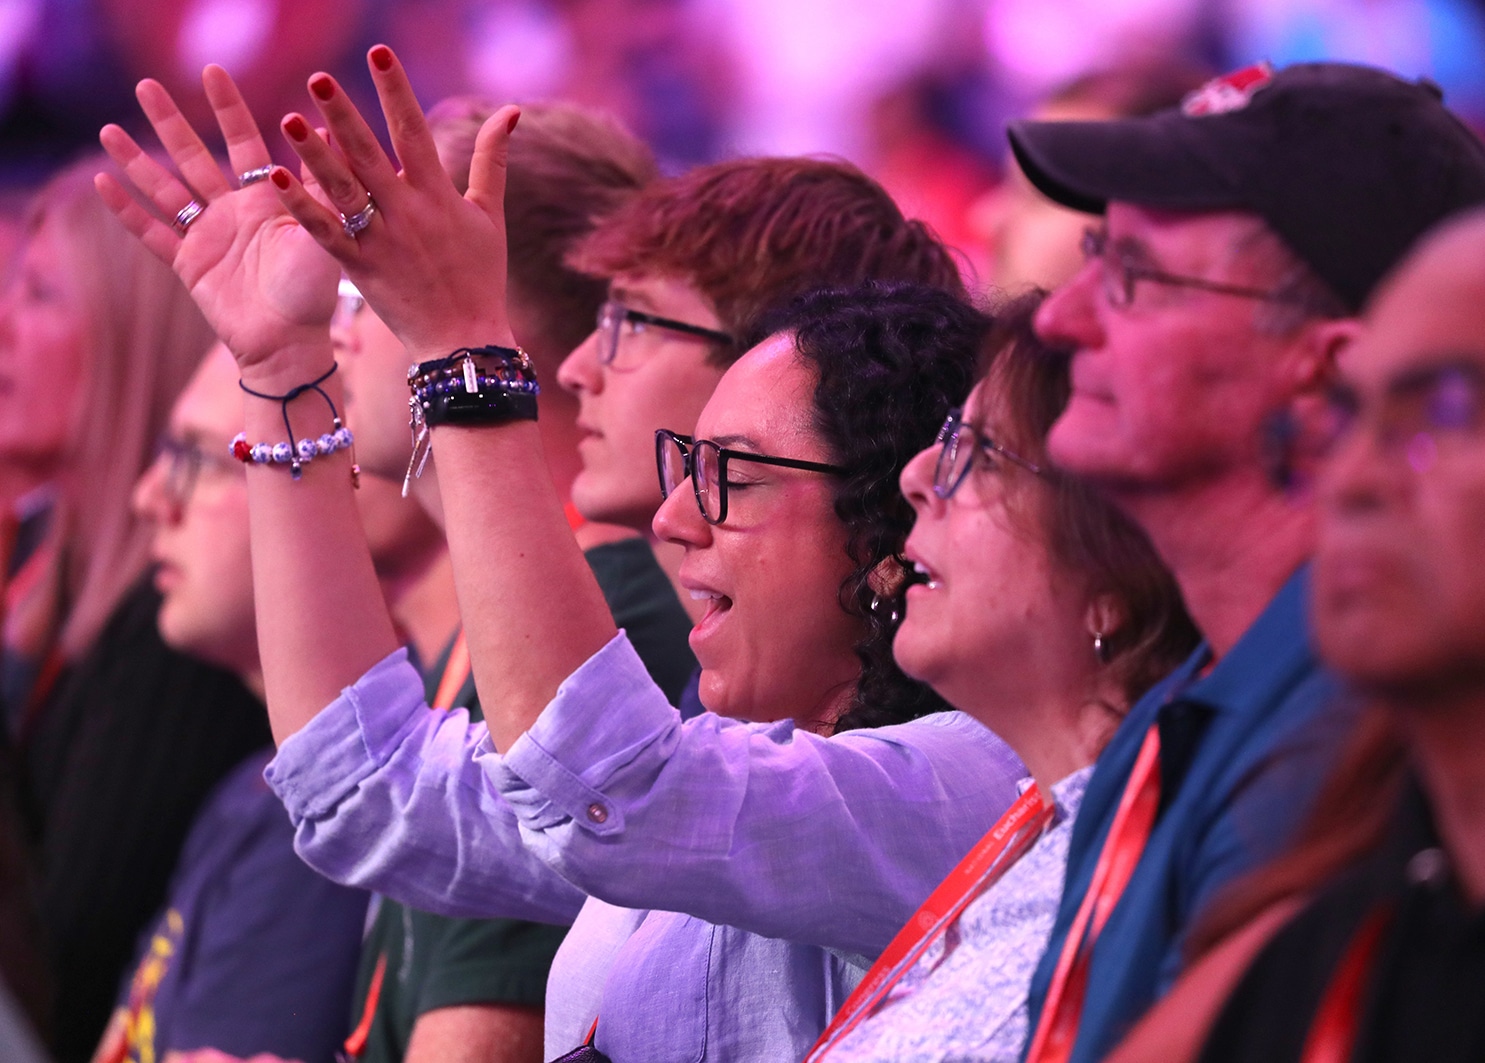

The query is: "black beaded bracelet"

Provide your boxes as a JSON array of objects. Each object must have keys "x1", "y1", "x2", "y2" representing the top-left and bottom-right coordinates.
[
  {"x1": 407, "y1": 345, "x2": 540, "y2": 428},
  {"x1": 401, "y1": 345, "x2": 541, "y2": 496}
]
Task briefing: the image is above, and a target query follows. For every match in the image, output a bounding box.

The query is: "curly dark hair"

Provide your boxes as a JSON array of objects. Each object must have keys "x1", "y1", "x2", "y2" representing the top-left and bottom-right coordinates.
[{"x1": 755, "y1": 282, "x2": 991, "y2": 732}]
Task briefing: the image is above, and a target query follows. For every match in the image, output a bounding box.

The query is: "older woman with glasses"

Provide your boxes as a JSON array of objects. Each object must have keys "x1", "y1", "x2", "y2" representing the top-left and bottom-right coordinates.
[{"x1": 99, "y1": 50, "x2": 1194, "y2": 1062}]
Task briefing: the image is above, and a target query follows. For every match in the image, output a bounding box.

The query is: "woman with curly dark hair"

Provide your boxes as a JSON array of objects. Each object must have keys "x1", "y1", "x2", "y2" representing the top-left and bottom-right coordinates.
[{"x1": 101, "y1": 52, "x2": 1194, "y2": 1063}]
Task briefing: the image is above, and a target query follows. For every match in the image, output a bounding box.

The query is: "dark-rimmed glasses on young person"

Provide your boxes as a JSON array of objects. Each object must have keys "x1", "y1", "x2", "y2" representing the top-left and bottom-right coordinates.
[
  {"x1": 154, "y1": 434, "x2": 241, "y2": 509},
  {"x1": 598, "y1": 300, "x2": 734, "y2": 367},
  {"x1": 655, "y1": 428, "x2": 848, "y2": 525},
  {"x1": 932, "y1": 408, "x2": 1042, "y2": 500},
  {"x1": 1080, "y1": 227, "x2": 1308, "y2": 310}
]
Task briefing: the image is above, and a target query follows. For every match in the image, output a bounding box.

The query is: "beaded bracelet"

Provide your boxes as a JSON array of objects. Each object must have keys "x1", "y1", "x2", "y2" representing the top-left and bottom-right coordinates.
[
  {"x1": 407, "y1": 345, "x2": 540, "y2": 425},
  {"x1": 235, "y1": 363, "x2": 360, "y2": 486},
  {"x1": 402, "y1": 345, "x2": 540, "y2": 495}
]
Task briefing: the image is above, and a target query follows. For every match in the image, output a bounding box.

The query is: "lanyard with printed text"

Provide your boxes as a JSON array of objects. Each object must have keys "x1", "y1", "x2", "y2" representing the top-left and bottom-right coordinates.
[{"x1": 806, "y1": 785, "x2": 1056, "y2": 1061}]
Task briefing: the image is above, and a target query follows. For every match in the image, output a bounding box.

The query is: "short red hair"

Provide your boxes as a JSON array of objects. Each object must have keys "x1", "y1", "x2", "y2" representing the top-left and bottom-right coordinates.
[{"x1": 568, "y1": 156, "x2": 965, "y2": 357}]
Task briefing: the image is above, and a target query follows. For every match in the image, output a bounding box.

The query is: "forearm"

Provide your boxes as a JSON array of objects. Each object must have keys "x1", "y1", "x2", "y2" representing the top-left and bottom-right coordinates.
[
  {"x1": 429, "y1": 422, "x2": 615, "y2": 751},
  {"x1": 494, "y1": 636, "x2": 1026, "y2": 956},
  {"x1": 266, "y1": 653, "x2": 587, "y2": 923},
  {"x1": 240, "y1": 344, "x2": 400, "y2": 743}
]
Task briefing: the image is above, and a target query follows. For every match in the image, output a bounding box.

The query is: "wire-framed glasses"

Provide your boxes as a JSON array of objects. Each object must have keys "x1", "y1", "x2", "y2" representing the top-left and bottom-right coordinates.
[
  {"x1": 597, "y1": 300, "x2": 734, "y2": 367},
  {"x1": 1080, "y1": 227, "x2": 1307, "y2": 310},
  {"x1": 932, "y1": 408, "x2": 1042, "y2": 500},
  {"x1": 655, "y1": 428, "x2": 848, "y2": 525}
]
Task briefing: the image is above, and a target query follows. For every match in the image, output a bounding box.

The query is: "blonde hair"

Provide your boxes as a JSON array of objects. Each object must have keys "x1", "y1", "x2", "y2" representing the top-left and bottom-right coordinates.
[{"x1": 29, "y1": 156, "x2": 214, "y2": 659}]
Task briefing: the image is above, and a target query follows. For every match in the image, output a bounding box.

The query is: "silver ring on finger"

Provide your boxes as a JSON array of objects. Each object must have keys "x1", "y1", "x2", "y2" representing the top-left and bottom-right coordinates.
[
  {"x1": 238, "y1": 165, "x2": 274, "y2": 188},
  {"x1": 175, "y1": 199, "x2": 205, "y2": 234},
  {"x1": 340, "y1": 195, "x2": 376, "y2": 239}
]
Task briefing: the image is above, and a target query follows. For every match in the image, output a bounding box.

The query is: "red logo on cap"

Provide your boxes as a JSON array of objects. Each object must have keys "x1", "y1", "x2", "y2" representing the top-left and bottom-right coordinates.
[{"x1": 1181, "y1": 61, "x2": 1275, "y2": 117}]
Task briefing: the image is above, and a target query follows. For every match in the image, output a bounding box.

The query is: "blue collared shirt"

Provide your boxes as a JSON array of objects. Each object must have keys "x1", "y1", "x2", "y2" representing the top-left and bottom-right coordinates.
[{"x1": 1021, "y1": 566, "x2": 1355, "y2": 1063}]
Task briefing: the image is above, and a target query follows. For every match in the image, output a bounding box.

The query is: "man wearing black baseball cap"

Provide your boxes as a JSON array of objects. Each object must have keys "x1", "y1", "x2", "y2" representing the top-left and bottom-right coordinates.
[{"x1": 1011, "y1": 62, "x2": 1485, "y2": 1063}]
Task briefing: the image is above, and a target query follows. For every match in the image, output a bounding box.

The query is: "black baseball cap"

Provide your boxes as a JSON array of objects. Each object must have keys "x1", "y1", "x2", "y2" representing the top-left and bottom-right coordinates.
[{"x1": 1007, "y1": 61, "x2": 1485, "y2": 312}]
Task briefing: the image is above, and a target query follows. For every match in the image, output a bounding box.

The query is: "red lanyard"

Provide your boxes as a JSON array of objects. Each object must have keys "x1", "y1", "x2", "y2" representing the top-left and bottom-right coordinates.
[
  {"x1": 1300, "y1": 906, "x2": 1392, "y2": 1063},
  {"x1": 1025, "y1": 724, "x2": 1162, "y2": 1063},
  {"x1": 806, "y1": 785, "x2": 1056, "y2": 1061},
  {"x1": 341, "y1": 953, "x2": 388, "y2": 1060},
  {"x1": 430, "y1": 629, "x2": 471, "y2": 710}
]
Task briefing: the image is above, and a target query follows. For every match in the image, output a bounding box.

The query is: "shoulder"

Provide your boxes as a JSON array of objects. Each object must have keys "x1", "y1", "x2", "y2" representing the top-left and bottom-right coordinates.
[{"x1": 833, "y1": 710, "x2": 1025, "y2": 780}]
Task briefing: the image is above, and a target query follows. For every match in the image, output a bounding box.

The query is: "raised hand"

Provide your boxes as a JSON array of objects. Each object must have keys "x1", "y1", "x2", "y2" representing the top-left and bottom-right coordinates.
[
  {"x1": 97, "y1": 66, "x2": 339, "y2": 377},
  {"x1": 270, "y1": 44, "x2": 519, "y2": 360}
]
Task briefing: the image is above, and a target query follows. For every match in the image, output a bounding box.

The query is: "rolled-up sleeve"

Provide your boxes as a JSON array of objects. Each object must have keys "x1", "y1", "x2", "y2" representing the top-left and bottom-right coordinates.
[
  {"x1": 494, "y1": 634, "x2": 1026, "y2": 958},
  {"x1": 264, "y1": 649, "x2": 585, "y2": 925}
]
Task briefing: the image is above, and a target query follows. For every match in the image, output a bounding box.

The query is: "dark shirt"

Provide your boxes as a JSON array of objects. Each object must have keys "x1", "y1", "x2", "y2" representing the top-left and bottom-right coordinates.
[
  {"x1": 349, "y1": 537, "x2": 697, "y2": 1063},
  {"x1": 1201, "y1": 779, "x2": 1485, "y2": 1063},
  {"x1": 1023, "y1": 567, "x2": 1353, "y2": 1063},
  {"x1": 18, "y1": 580, "x2": 272, "y2": 1063},
  {"x1": 115, "y1": 750, "x2": 368, "y2": 1063}
]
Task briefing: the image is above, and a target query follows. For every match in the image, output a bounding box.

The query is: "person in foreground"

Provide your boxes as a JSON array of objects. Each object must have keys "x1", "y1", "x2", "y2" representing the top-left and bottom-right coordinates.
[
  {"x1": 334, "y1": 97, "x2": 673, "y2": 1063},
  {"x1": 1004, "y1": 60, "x2": 1485, "y2": 1063},
  {"x1": 1105, "y1": 207, "x2": 1485, "y2": 1063},
  {"x1": 802, "y1": 297, "x2": 1195, "y2": 1063},
  {"x1": 96, "y1": 54, "x2": 1022, "y2": 1061}
]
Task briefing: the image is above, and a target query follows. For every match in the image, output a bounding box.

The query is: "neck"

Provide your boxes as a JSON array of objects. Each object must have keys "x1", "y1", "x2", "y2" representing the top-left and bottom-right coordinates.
[
  {"x1": 240, "y1": 664, "x2": 266, "y2": 703},
  {"x1": 954, "y1": 639, "x2": 1121, "y2": 794},
  {"x1": 1116, "y1": 473, "x2": 1312, "y2": 658},
  {"x1": 380, "y1": 539, "x2": 461, "y2": 668},
  {"x1": 1017, "y1": 700, "x2": 1120, "y2": 795},
  {"x1": 1389, "y1": 686, "x2": 1485, "y2": 906},
  {"x1": 536, "y1": 393, "x2": 587, "y2": 502},
  {"x1": 410, "y1": 465, "x2": 445, "y2": 531}
]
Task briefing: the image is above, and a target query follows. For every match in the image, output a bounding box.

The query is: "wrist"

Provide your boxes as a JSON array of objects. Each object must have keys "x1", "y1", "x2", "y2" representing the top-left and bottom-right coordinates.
[{"x1": 234, "y1": 335, "x2": 337, "y2": 396}]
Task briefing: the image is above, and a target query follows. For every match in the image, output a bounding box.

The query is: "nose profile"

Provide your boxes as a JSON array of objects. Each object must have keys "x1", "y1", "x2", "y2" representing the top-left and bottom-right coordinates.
[
  {"x1": 899, "y1": 441, "x2": 940, "y2": 516},
  {"x1": 1034, "y1": 260, "x2": 1103, "y2": 351},
  {"x1": 652, "y1": 475, "x2": 711, "y2": 548},
  {"x1": 132, "y1": 454, "x2": 175, "y2": 524},
  {"x1": 558, "y1": 331, "x2": 603, "y2": 397}
]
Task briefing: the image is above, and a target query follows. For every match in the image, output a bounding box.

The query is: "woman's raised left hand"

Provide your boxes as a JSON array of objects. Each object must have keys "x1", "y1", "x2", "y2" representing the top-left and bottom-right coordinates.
[{"x1": 271, "y1": 44, "x2": 519, "y2": 360}]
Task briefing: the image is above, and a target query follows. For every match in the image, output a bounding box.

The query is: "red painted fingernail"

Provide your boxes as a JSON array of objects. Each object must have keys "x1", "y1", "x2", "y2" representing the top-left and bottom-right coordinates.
[
  {"x1": 507, "y1": 112, "x2": 520, "y2": 134},
  {"x1": 270, "y1": 168, "x2": 290, "y2": 190},
  {"x1": 370, "y1": 45, "x2": 393, "y2": 72},
  {"x1": 284, "y1": 115, "x2": 310, "y2": 141},
  {"x1": 310, "y1": 75, "x2": 335, "y2": 101}
]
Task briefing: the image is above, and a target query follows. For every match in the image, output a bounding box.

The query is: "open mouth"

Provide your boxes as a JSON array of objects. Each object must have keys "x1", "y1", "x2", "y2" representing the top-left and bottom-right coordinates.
[
  {"x1": 690, "y1": 588, "x2": 733, "y2": 616},
  {"x1": 908, "y1": 560, "x2": 941, "y2": 591}
]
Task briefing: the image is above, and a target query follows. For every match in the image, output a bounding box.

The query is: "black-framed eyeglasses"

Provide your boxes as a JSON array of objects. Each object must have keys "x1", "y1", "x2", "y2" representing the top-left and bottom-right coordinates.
[
  {"x1": 1080, "y1": 227, "x2": 1306, "y2": 310},
  {"x1": 932, "y1": 408, "x2": 1042, "y2": 500},
  {"x1": 597, "y1": 300, "x2": 734, "y2": 367},
  {"x1": 153, "y1": 434, "x2": 240, "y2": 509},
  {"x1": 655, "y1": 428, "x2": 848, "y2": 525},
  {"x1": 1313, "y1": 360, "x2": 1485, "y2": 469}
]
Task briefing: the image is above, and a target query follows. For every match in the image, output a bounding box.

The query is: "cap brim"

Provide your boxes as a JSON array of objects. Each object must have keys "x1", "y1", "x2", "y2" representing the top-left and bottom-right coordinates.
[{"x1": 1007, "y1": 114, "x2": 1246, "y2": 215}]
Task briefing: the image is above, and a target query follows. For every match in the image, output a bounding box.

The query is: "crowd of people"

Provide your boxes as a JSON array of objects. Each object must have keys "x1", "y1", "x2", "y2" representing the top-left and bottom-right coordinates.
[{"x1": 0, "y1": 35, "x2": 1482, "y2": 1063}]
